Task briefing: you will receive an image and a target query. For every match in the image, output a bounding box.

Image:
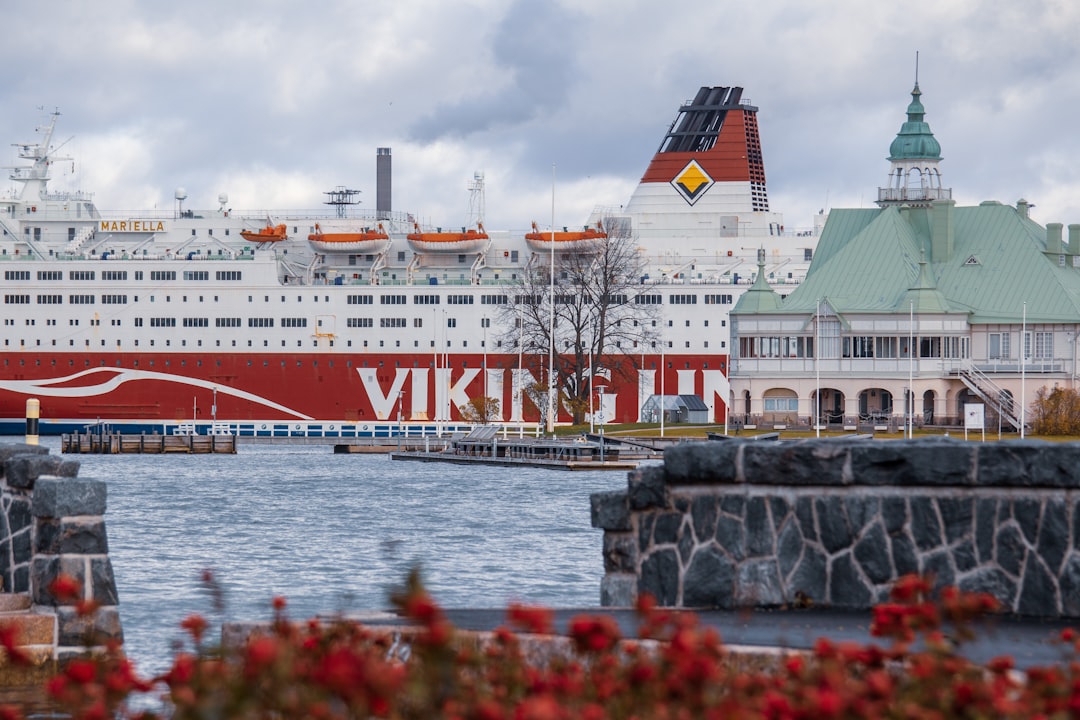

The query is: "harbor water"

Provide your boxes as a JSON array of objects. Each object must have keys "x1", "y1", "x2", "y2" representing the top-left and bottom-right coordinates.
[{"x1": 36, "y1": 438, "x2": 632, "y2": 678}]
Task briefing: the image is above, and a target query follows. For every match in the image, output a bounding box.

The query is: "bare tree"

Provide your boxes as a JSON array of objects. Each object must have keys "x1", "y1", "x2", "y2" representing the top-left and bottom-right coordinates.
[{"x1": 497, "y1": 217, "x2": 658, "y2": 424}]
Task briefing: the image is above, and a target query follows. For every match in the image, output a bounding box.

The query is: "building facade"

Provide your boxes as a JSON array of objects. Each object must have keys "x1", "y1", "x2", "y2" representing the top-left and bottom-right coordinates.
[{"x1": 729, "y1": 82, "x2": 1080, "y2": 430}]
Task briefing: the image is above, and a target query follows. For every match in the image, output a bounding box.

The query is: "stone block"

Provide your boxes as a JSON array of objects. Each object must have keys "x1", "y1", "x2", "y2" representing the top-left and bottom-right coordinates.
[
  {"x1": 599, "y1": 574, "x2": 637, "y2": 608},
  {"x1": 850, "y1": 438, "x2": 973, "y2": 486},
  {"x1": 663, "y1": 442, "x2": 739, "y2": 485},
  {"x1": 683, "y1": 545, "x2": 736, "y2": 608},
  {"x1": 0, "y1": 445, "x2": 48, "y2": 470},
  {"x1": 602, "y1": 532, "x2": 637, "y2": 573},
  {"x1": 745, "y1": 497, "x2": 774, "y2": 557},
  {"x1": 689, "y1": 495, "x2": 718, "y2": 543},
  {"x1": 714, "y1": 514, "x2": 746, "y2": 561},
  {"x1": 1037, "y1": 498, "x2": 1068, "y2": 575},
  {"x1": 31, "y1": 479, "x2": 106, "y2": 518},
  {"x1": 590, "y1": 491, "x2": 630, "y2": 530},
  {"x1": 853, "y1": 522, "x2": 892, "y2": 585},
  {"x1": 743, "y1": 440, "x2": 849, "y2": 486},
  {"x1": 0, "y1": 614, "x2": 55, "y2": 646},
  {"x1": 56, "y1": 605, "x2": 123, "y2": 647},
  {"x1": 5, "y1": 455, "x2": 80, "y2": 490},
  {"x1": 776, "y1": 519, "x2": 804, "y2": 579},
  {"x1": 652, "y1": 512, "x2": 682, "y2": 545},
  {"x1": 734, "y1": 559, "x2": 783, "y2": 607},
  {"x1": 35, "y1": 517, "x2": 109, "y2": 555},
  {"x1": 829, "y1": 553, "x2": 872, "y2": 608},
  {"x1": 627, "y1": 467, "x2": 666, "y2": 510},
  {"x1": 640, "y1": 548, "x2": 679, "y2": 606},
  {"x1": 816, "y1": 496, "x2": 852, "y2": 554},
  {"x1": 91, "y1": 558, "x2": 119, "y2": 606},
  {"x1": 1017, "y1": 556, "x2": 1058, "y2": 617},
  {"x1": 937, "y1": 497, "x2": 974, "y2": 544}
]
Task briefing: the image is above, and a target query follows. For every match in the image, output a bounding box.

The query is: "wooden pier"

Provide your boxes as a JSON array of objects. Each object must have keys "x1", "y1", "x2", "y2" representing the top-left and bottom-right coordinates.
[
  {"x1": 388, "y1": 427, "x2": 639, "y2": 471},
  {"x1": 61, "y1": 432, "x2": 237, "y2": 454}
]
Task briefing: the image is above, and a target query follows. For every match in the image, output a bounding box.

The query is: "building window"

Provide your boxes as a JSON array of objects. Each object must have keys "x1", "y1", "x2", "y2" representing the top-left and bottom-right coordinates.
[{"x1": 989, "y1": 332, "x2": 1011, "y2": 360}]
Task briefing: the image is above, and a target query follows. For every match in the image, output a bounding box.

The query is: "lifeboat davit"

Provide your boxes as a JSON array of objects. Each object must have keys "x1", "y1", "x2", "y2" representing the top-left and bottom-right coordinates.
[
  {"x1": 307, "y1": 223, "x2": 389, "y2": 253},
  {"x1": 240, "y1": 223, "x2": 288, "y2": 243},
  {"x1": 406, "y1": 222, "x2": 489, "y2": 253},
  {"x1": 524, "y1": 220, "x2": 606, "y2": 253}
]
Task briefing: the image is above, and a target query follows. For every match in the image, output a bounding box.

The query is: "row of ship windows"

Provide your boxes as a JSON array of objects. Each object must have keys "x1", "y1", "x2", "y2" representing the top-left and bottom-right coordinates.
[
  {"x1": 4, "y1": 270, "x2": 243, "y2": 282},
  {"x1": 4, "y1": 316, "x2": 724, "y2": 331},
  {"x1": 3, "y1": 355, "x2": 713, "y2": 372},
  {"x1": 3, "y1": 336, "x2": 726, "y2": 351},
  {"x1": 3, "y1": 291, "x2": 735, "y2": 306}
]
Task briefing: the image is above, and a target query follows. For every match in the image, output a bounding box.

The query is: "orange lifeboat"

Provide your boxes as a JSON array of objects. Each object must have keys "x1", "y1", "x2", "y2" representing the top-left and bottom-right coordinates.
[
  {"x1": 240, "y1": 223, "x2": 288, "y2": 243},
  {"x1": 524, "y1": 220, "x2": 606, "y2": 253},
  {"x1": 307, "y1": 223, "x2": 389, "y2": 253},
  {"x1": 406, "y1": 222, "x2": 489, "y2": 253}
]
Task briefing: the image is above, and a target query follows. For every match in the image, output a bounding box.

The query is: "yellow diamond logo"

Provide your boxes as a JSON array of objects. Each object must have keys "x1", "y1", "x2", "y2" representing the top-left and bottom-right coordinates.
[{"x1": 671, "y1": 160, "x2": 713, "y2": 206}]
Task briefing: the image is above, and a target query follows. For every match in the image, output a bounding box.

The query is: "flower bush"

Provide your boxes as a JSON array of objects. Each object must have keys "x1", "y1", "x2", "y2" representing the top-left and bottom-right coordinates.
[{"x1": 2, "y1": 570, "x2": 1079, "y2": 718}]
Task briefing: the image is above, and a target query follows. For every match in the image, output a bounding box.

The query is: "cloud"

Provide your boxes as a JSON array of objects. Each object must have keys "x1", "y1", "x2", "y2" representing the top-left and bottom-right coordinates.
[{"x1": 3, "y1": 0, "x2": 1080, "y2": 233}]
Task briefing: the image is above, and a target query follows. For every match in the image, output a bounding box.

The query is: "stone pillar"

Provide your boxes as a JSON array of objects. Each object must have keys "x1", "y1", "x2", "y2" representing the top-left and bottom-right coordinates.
[{"x1": 30, "y1": 478, "x2": 122, "y2": 657}]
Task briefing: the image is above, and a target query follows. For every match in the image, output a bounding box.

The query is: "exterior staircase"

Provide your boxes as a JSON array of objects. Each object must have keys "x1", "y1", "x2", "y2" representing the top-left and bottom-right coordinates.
[
  {"x1": 0, "y1": 593, "x2": 58, "y2": 700},
  {"x1": 956, "y1": 364, "x2": 1023, "y2": 431}
]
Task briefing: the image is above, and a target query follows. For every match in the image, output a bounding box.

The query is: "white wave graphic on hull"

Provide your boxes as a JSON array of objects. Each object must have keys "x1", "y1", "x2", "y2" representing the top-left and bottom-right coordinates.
[{"x1": 0, "y1": 368, "x2": 314, "y2": 420}]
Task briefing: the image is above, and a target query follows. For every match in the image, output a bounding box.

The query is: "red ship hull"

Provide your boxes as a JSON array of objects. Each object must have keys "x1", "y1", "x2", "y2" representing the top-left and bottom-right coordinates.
[{"x1": 0, "y1": 351, "x2": 729, "y2": 430}]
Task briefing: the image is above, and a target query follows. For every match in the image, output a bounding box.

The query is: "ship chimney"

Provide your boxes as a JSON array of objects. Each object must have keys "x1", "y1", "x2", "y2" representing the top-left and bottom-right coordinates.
[{"x1": 376, "y1": 147, "x2": 391, "y2": 221}]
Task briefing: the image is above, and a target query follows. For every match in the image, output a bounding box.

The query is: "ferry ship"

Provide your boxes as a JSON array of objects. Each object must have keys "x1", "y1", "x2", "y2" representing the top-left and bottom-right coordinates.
[{"x1": 0, "y1": 87, "x2": 822, "y2": 437}]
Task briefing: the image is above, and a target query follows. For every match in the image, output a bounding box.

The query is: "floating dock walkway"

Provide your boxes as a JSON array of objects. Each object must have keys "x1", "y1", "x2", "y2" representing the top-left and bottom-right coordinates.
[
  {"x1": 61, "y1": 432, "x2": 237, "y2": 454},
  {"x1": 389, "y1": 427, "x2": 641, "y2": 471}
]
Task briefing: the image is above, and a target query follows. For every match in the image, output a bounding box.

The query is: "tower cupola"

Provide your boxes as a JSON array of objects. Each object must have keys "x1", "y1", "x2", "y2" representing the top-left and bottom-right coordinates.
[{"x1": 877, "y1": 82, "x2": 951, "y2": 208}]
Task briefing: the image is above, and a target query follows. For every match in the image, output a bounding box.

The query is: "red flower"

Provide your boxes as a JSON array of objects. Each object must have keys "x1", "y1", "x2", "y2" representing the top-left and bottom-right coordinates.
[
  {"x1": 166, "y1": 652, "x2": 197, "y2": 685},
  {"x1": 64, "y1": 659, "x2": 97, "y2": 684},
  {"x1": 180, "y1": 614, "x2": 209, "y2": 644},
  {"x1": 245, "y1": 636, "x2": 279, "y2": 671},
  {"x1": 49, "y1": 574, "x2": 81, "y2": 602},
  {"x1": 507, "y1": 603, "x2": 554, "y2": 636},
  {"x1": 514, "y1": 694, "x2": 562, "y2": 720},
  {"x1": 568, "y1": 615, "x2": 620, "y2": 653}
]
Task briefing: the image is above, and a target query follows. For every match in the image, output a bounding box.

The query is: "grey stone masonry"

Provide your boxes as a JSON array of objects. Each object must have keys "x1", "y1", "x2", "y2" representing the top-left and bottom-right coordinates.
[
  {"x1": 590, "y1": 437, "x2": 1080, "y2": 617},
  {"x1": 0, "y1": 443, "x2": 122, "y2": 656}
]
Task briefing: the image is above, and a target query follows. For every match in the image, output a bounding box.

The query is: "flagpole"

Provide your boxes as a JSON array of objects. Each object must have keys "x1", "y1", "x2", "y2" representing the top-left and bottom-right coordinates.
[
  {"x1": 815, "y1": 299, "x2": 821, "y2": 438},
  {"x1": 909, "y1": 300, "x2": 914, "y2": 439},
  {"x1": 546, "y1": 164, "x2": 556, "y2": 436},
  {"x1": 1021, "y1": 301, "x2": 1027, "y2": 438}
]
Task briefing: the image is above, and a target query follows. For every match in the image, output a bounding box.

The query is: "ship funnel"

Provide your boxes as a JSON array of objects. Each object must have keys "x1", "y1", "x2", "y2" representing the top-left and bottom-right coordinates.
[{"x1": 376, "y1": 147, "x2": 391, "y2": 221}]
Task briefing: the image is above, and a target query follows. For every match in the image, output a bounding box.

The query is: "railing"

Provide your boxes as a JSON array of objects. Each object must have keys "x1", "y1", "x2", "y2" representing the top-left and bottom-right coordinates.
[{"x1": 955, "y1": 364, "x2": 1022, "y2": 430}]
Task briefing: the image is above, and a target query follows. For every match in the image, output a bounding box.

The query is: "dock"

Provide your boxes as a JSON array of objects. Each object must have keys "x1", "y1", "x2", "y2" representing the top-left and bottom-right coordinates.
[
  {"x1": 388, "y1": 427, "x2": 640, "y2": 471},
  {"x1": 60, "y1": 432, "x2": 237, "y2": 454}
]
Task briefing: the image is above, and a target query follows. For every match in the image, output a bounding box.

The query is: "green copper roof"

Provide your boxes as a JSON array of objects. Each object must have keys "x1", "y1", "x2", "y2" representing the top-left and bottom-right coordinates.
[
  {"x1": 739, "y1": 201, "x2": 1080, "y2": 324},
  {"x1": 733, "y1": 249, "x2": 784, "y2": 313},
  {"x1": 888, "y1": 83, "x2": 942, "y2": 161}
]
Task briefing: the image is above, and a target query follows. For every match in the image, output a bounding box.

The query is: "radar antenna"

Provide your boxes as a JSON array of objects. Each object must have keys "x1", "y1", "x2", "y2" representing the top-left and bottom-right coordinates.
[{"x1": 322, "y1": 186, "x2": 361, "y2": 219}]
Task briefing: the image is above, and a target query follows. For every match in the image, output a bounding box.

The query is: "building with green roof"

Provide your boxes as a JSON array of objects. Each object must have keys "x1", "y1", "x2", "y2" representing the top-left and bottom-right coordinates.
[{"x1": 729, "y1": 82, "x2": 1080, "y2": 431}]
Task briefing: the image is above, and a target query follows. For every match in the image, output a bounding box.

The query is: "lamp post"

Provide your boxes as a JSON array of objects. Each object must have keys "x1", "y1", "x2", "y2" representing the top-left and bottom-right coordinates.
[
  {"x1": 660, "y1": 325, "x2": 665, "y2": 438},
  {"x1": 482, "y1": 315, "x2": 488, "y2": 421},
  {"x1": 397, "y1": 389, "x2": 404, "y2": 450}
]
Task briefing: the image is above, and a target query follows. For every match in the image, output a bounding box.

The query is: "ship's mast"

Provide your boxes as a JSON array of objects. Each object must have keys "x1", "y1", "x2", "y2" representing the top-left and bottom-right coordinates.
[
  {"x1": 466, "y1": 171, "x2": 485, "y2": 227},
  {"x1": 322, "y1": 186, "x2": 361, "y2": 219},
  {"x1": 8, "y1": 110, "x2": 72, "y2": 202}
]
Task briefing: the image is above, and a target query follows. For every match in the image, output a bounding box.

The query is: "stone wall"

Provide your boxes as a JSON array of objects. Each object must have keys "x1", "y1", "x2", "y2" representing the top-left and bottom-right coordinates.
[
  {"x1": 591, "y1": 438, "x2": 1080, "y2": 617},
  {"x1": 0, "y1": 443, "x2": 122, "y2": 658}
]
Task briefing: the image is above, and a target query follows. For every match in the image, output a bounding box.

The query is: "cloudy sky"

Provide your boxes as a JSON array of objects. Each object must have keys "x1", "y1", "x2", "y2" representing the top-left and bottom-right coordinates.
[{"x1": 2, "y1": 0, "x2": 1079, "y2": 235}]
